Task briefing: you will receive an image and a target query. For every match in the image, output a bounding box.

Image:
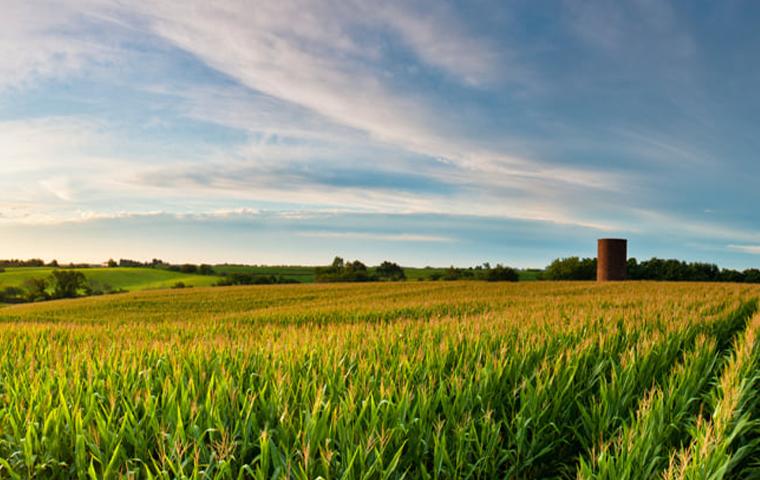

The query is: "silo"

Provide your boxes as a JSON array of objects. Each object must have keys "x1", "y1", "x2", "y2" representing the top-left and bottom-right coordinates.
[{"x1": 597, "y1": 239, "x2": 627, "y2": 281}]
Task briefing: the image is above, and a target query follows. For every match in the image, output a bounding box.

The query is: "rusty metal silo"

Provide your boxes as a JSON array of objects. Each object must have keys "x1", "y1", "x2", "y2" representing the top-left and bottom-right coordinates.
[{"x1": 597, "y1": 238, "x2": 627, "y2": 281}]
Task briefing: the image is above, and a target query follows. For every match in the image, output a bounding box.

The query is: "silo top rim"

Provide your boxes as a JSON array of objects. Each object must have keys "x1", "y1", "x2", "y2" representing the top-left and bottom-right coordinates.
[{"x1": 598, "y1": 238, "x2": 627, "y2": 242}]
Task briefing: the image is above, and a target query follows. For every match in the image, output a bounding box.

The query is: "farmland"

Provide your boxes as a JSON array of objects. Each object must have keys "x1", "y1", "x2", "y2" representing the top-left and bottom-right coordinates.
[
  {"x1": 0, "y1": 281, "x2": 760, "y2": 478},
  {"x1": 0, "y1": 267, "x2": 219, "y2": 292}
]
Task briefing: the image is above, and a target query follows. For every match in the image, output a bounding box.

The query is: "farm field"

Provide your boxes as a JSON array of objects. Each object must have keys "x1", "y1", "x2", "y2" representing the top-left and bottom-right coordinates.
[
  {"x1": 0, "y1": 267, "x2": 220, "y2": 292},
  {"x1": 0, "y1": 282, "x2": 760, "y2": 478},
  {"x1": 213, "y1": 265, "x2": 542, "y2": 283}
]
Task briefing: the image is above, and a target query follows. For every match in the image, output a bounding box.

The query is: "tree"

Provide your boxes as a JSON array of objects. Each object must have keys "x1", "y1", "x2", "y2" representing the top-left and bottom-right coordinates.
[
  {"x1": 316, "y1": 257, "x2": 372, "y2": 282},
  {"x1": 199, "y1": 264, "x2": 215, "y2": 275},
  {"x1": 376, "y1": 261, "x2": 406, "y2": 281},
  {"x1": 331, "y1": 257, "x2": 345, "y2": 270},
  {"x1": 485, "y1": 264, "x2": 519, "y2": 282},
  {"x1": 107, "y1": 259, "x2": 118, "y2": 268},
  {"x1": 544, "y1": 257, "x2": 597, "y2": 280},
  {"x1": 119, "y1": 259, "x2": 142, "y2": 267},
  {"x1": 0, "y1": 287, "x2": 26, "y2": 303},
  {"x1": 743, "y1": 269, "x2": 760, "y2": 283},
  {"x1": 50, "y1": 270, "x2": 87, "y2": 299},
  {"x1": 179, "y1": 264, "x2": 199, "y2": 274},
  {"x1": 23, "y1": 277, "x2": 49, "y2": 301}
]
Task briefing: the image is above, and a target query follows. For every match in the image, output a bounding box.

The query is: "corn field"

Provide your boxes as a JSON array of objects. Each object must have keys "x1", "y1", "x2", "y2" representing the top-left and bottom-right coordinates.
[{"x1": 1, "y1": 281, "x2": 760, "y2": 478}]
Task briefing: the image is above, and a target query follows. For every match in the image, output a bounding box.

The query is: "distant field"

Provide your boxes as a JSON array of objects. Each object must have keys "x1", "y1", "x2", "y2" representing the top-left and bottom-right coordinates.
[
  {"x1": 0, "y1": 281, "x2": 759, "y2": 478},
  {"x1": 214, "y1": 264, "x2": 317, "y2": 282},
  {"x1": 213, "y1": 265, "x2": 543, "y2": 282},
  {"x1": 0, "y1": 267, "x2": 219, "y2": 291}
]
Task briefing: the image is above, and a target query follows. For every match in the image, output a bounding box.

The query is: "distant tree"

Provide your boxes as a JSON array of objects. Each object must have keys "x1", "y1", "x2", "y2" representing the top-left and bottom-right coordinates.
[
  {"x1": 720, "y1": 269, "x2": 745, "y2": 283},
  {"x1": 107, "y1": 259, "x2": 118, "y2": 268},
  {"x1": 332, "y1": 257, "x2": 345, "y2": 270},
  {"x1": 0, "y1": 259, "x2": 45, "y2": 268},
  {"x1": 215, "y1": 273, "x2": 299, "y2": 286},
  {"x1": 48, "y1": 259, "x2": 59, "y2": 268},
  {"x1": 199, "y1": 264, "x2": 215, "y2": 275},
  {"x1": 375, "y1": 261, "x2": 406, "y2": 281},
  {"x1": 179, "y1": 264, "x2": 199, "y2": 274},
  {"x1": 316, "y1": 257, "x2": 372, "y2": 282},
  {"x1": 50, "y1": 270, "x2": 87, "y2": 299},
  {"x1": 485, "y1": 264, "x2": 519, "y2": 282},
  {"x1": 23, "y1": 277, "x2": 49, "y2": 301},
  {"x1": 544, "y1": 257, "x2": 597, "y2": 280},
  {"x1": 743, "y1": 269, "x2": 760, "y2": 283},
  {"x1": 0, "y1": 286, "x2": 26, "y2": 304},
  {"x1": 119, "y1": 259, "x2": 145, "y2": 268},
  {"x1": 346, "y1": 260, "x2": 367, "y2": 272}
]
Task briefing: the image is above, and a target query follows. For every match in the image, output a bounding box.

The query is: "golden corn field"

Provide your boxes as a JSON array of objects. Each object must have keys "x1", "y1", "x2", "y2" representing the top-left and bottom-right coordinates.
[{"x1": 1, "y1": 281, "x2": 760, "y2": 479}]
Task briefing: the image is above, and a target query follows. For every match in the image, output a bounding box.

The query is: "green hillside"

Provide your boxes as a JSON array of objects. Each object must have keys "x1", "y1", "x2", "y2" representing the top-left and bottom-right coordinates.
[{"x1": 0, "y1": 267, "x2": 220, "y2": 292}]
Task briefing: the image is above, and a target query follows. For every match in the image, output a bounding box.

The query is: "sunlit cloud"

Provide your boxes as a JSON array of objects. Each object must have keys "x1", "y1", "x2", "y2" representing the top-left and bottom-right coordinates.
[
  {"x1": 728, "y1": 245, "x2": 760, "y2": 255},
  {"x1": 1, "y1": 1, "x2": 760, "y2": 267},
  {"x1": 297, "y1": 231, "x2": 455, "y2": 243}
]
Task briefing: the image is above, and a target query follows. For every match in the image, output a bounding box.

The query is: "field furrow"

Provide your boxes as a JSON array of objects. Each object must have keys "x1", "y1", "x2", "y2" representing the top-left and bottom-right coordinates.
[
  {"x1": 0, "y1": 282, "x2": 757, "y2": 478},
  {"x1": 663, "y1": 313, "x2": 760, "y2": 479}
]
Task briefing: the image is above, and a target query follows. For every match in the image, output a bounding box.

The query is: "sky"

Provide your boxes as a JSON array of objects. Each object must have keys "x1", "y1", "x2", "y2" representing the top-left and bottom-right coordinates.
[{"x1": 2, "y1": 0, "x2": 760, "y2": 268}]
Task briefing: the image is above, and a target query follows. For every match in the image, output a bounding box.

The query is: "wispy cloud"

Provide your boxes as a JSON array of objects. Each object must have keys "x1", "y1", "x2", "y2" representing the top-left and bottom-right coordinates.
[
  {"x1": 122, "y1": 1, "x2": 621, "y2": 192},
  {"x1": 0, "y1": 1, "x2": 120, "y2": 90},
  {"x1": 2, "y1": 1, "x2": 760, "y2": 267},
  {"x1": 728, "y1": 245, "x2": 760, "y2": 255},
  {"x1": 298, "y1": 231, "x2": 455, "y2": 243}
]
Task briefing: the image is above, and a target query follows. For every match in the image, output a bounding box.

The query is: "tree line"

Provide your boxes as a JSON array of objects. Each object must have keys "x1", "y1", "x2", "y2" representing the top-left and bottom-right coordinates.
[
  {"x1": 543, "y1": 256, "x2": 760, "y2": 283},
  {"x1": 315, "y1": 257, "x2": 407, "y2": 282},
  {"x1": 427, "y1": 263, "x2": 519, "y2": 282}
]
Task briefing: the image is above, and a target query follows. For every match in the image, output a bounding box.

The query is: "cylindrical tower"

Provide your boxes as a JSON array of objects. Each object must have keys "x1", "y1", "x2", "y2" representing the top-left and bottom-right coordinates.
[{"x1": 597, "y1": 238, "x2": 627, "y2": 281}]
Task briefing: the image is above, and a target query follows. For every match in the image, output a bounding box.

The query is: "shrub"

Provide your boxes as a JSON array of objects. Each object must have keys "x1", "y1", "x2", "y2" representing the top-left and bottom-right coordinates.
[
  {"x1": 485, "y1": 264, "x2": 519, "y2": 282},
  {"x1": 23, "y1": 278, "x2": 49, "y2": 301},
  {"x1": 199, "y1": 264, "x2": 215, "y2": 275},
  {"x1": 179, "y1": 264, "x2": 199, "y2": 274},
  {"x1": 50, "y1": 270, "x2": 87, "y2": 299},
  {"x1": 375, "y1": 261, "x2": 406, "y2": 281},
  {"x1": 0, "y1": 287, "x2": 26, "y2": 303},
  {"x1": 315, "y1": 257, "x2": 373, "y2": 283}
]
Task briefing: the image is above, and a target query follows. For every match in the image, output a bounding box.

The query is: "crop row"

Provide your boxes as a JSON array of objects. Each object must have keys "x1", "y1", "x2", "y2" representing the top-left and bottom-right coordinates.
[{"x1": 0, "y1": 282, "x2": 758, "y2": 478}]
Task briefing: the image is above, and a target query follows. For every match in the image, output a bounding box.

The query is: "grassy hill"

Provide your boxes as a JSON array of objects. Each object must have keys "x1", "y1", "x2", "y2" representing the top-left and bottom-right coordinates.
[
  {"x1": 1, "y1": 264, "x2": 542, "y2": 304},
  {"x1": 0, "y1": 267, "x2": 220, "y2": 292}
]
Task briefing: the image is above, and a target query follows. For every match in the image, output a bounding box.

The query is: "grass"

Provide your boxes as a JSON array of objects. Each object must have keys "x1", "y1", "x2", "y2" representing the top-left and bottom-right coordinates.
[
  {"x1": 0, "y1": 281, "x2": 759, "y2": 478},
  {"x1": 0, "y1": 267, "x2": 220, "y2": 292},
  {"x1": 213, "y1": 265, "x2": 316, "y2": 283}
]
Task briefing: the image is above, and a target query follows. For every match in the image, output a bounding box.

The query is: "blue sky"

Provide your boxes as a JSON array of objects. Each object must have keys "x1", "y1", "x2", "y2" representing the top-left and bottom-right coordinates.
[{"x1": 2, "y1": 0, "x2": 760, "y2": 268}]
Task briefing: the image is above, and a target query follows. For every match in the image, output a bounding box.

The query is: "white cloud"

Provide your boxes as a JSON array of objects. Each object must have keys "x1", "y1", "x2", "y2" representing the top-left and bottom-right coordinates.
[
  {"x1": 0, "y1": 1, "x2": 118, "y2": 90},
  {"x1": 118, "y1": 0, "x2": 621, "y2": 194},
  {"x1": 3, "y1": 0, "x2": 738, "y2": 249},
  {"x1": 298, "y1": 231, "x2": 455, "y2": 243},
  {"x1": 728, "y1": 245, "x2": 760, "y2": 255}
]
